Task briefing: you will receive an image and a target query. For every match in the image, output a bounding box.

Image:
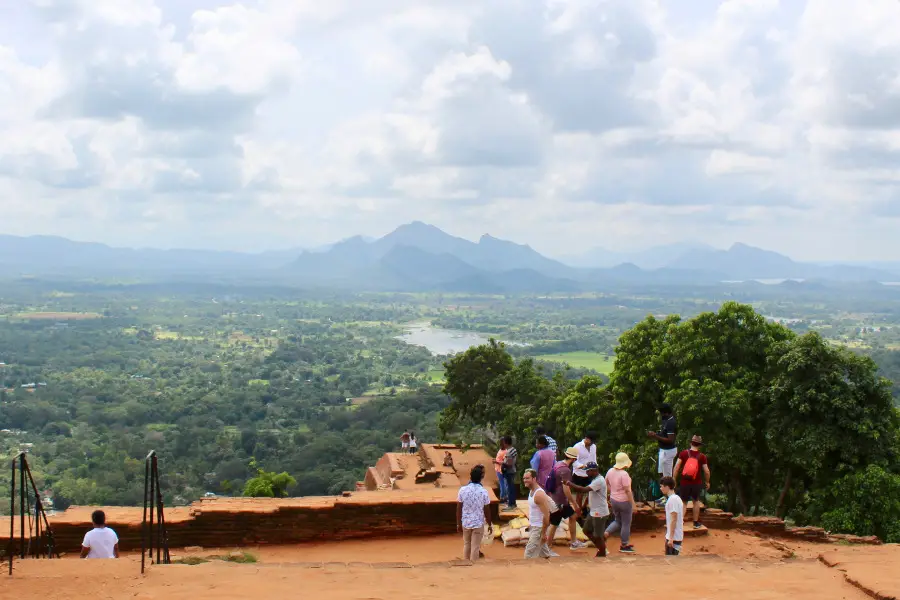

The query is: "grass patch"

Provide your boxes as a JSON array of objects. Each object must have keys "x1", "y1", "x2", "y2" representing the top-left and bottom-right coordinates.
[
  {"x1": 217, "y1": 551, "x2": 258, "y2": 564},
  {"x1": 173, "y1": 551, "x2": 258, "y2": 566},
  {"x1": 424, "y1": 368, "x2": 445, "y2": 383},
  {"x1": 533, "y1": 351, "x2": 615, "y2": 374},
  {"x1": 174, "y1": 556, "x2": 211, "y2": 565}
]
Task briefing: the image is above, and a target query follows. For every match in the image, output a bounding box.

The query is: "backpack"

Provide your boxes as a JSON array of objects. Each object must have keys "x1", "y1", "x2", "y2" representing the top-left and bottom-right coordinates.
[
  {"x1": 682, "y1": 451, "x2": 701, "y2": 480},
  {"x1": 544, "y1": 462, "x2": 564, "y2": 494}
]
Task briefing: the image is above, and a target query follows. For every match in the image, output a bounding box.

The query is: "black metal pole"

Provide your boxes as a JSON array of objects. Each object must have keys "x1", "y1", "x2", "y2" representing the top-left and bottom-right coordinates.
[
  {"x1": 8, "y1": 454, "x2": 16, "y2": 575},
  {"x1": 141, "y1": 453, "x2": 150, "y2": 574},
  {"x1": 149, "y1": 457, "x2": 155, "y2": 564},
  {"x1": 152, "y1": 456, "x2": 160, "y2": 565},
  {"x1": 19, "y1": 455, "x2": 24, "y2": 560},
  {"x1": 155, "y1": 467, "x2": 170, "y2": 564},
  {"x1": 22, "y1": 458, "x2": 49, "y2": 558}
]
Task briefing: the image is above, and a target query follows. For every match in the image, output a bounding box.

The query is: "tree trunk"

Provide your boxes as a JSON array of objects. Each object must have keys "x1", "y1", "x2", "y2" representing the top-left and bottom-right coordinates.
[
  {"x1": 730, "y1": 471, "x2": 748, "y2": 515},
  {"x1": 775, "y1": 469, "x2": 792, "y2": 520}
]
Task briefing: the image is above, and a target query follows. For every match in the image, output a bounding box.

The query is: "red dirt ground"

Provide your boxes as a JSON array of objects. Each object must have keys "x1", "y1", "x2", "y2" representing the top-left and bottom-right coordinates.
[{"x1": 3, "y1": 532, "x2": 896, "y2": 600}]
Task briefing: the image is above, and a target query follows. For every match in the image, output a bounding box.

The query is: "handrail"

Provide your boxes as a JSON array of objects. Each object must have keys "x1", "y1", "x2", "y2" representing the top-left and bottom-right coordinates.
[
  {"x1": 6, "y1": 452, "x2": 58, "y2": 576},
  {"x1": 141, "y1": 450, "x2": 170, "y2": 574}
]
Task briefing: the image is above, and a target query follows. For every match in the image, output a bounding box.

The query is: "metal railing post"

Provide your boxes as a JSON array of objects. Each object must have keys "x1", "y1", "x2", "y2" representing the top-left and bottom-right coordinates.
[
  {"x1": 141, "y1": 451, "x2": 151, "y2": 574},
  {"x1": 18, "y1": 455, "x2": 24, "y2": 560},
  {"x1": 8, "y1": 454, "x2": 16, "y2": 575}
]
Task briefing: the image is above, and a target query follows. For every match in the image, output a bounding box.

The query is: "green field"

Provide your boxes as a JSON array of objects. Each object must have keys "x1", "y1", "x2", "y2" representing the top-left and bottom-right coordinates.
[{"x1": 534, "y1": 351, "x2": 615, "y2": 374}]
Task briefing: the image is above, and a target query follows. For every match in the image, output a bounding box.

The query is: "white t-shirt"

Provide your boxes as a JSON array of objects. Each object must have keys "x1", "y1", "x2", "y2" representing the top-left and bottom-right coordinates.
[
  {"x1": 587, "y1": 474, "x2": 610, "y2": 518},
  {"x1": 82, "y1": 527, "x2": 119, "y2": 558},
  {"x1": 665, "y1": 494, "x2": 685, "y2": 542},
  {"x1": 573, "y1": 440, "x2": 597, "y2": 477}
]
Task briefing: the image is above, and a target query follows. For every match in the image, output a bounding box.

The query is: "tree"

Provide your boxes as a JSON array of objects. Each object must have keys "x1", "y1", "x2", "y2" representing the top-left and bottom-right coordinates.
[
  {"x1": 766, "y1": 332, "x2": 900, "y2": 517},
  {"x1": 440, "y1": 339, "x2": 514, "y2": 436},
  {"x1": 242, "y1": 460, "x2": 297, "y2": 498},
  {"x1": 807, "y1": 465, "x2": 900, "y2": 543},
  {"x1": 607, "y1": 303, "x2": 789, "y2": 512}
]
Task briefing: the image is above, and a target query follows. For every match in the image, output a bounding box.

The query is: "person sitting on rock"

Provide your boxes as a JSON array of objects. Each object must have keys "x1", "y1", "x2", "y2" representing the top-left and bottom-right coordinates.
[
  {"x1": 80, "y1": 510, "x2": 119, "y2": 559},
  {"x1": 443, "y1": 451, "x2": 454, "y2": 468}
]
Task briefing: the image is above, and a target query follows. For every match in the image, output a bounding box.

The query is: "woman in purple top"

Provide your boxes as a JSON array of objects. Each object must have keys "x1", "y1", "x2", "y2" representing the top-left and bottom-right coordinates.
[{"x1": 530, "y1": 436, "x2": 556, "y2": 488}]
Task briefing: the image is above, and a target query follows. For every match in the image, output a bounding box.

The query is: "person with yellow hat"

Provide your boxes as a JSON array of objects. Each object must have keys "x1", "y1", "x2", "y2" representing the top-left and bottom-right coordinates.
[{"x1": 604, "y1": 452, "x2": 636, "y2": 553}]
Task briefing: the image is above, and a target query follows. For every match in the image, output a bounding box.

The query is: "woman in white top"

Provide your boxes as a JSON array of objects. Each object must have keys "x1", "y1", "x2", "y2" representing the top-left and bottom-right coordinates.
[
  {"x1": 408, "y1": 432, "x2": 418, "y2": 454},
  {"x1": 522, "y1": 469, "x2": 557, "y2": 559}
]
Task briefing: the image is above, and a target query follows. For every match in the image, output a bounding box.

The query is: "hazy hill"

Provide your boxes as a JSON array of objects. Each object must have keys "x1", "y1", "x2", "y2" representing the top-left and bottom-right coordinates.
[
  {"x1": 667, "y1": 243, "x2": 896, "y2": 282},
  {"x1": 1, "y1": 226, "x2": 897, "y2": 290}
]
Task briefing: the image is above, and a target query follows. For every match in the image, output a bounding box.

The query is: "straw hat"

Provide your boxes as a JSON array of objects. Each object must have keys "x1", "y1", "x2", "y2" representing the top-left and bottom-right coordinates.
[
  {"x1": 564, "y1": 447, "x2": 578, "y2": 460},
  {"x1": 691, "y1": 434, "x2": 704, "y2": 446},
  {"x1": 613, "y1": 452, "x2": 632, "y2": 470}
]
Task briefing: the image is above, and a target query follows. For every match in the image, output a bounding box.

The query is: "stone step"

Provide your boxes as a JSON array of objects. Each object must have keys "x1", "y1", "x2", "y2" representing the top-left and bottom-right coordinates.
[{"x1": 683, "y1": 525, "x2": 709, "y2": 537}]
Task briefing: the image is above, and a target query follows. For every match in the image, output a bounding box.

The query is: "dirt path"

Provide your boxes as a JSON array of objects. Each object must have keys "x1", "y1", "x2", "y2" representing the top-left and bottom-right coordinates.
[{"x1": 1, "y1": 553, "x2": 872, "y2": 600}]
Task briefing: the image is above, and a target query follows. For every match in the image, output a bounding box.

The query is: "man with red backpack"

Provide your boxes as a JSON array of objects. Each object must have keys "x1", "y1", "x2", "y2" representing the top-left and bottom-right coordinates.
[{"x1": 674, "y1": 434, "x2": 710, "y2": 529}]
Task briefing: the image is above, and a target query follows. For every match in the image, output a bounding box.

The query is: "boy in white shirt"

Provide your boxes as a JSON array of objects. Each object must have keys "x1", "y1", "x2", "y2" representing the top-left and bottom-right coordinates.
[
  {"x1": 80, "y1": 510, "x2": 119, "y2": 559},
  {"x1": 660, "y1": 476, "x2": 684, "y2": 556}
]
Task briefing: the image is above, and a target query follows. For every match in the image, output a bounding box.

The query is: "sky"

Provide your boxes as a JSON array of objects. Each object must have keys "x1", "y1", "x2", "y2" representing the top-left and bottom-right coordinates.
[{"x1": 1, "y1": 0, "x2": 899, "y2": 261}]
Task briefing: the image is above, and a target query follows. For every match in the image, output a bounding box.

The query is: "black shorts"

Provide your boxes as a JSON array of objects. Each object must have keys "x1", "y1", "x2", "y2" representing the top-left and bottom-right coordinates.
[
  {"x1": 679, "y1": 483, "x2": 703, "y2": 502},
  {"x1": 572, "y1": 474, "x2": 592, "y2": 487},
  {"x1": 549, "y1": 503, "x2": 576, "y2": 526}
]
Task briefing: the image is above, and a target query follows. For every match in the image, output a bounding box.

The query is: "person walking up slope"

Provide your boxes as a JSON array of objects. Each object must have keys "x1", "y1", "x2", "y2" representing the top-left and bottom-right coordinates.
[{"x1": 605, "y1": 452, "x2": 637, "y2": 553}]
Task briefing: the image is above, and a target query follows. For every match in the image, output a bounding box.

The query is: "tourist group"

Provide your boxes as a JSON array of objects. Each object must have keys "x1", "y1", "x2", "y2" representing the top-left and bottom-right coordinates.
[{"x1": 456, "y1": 404, "x2": 711, "y2": 560}]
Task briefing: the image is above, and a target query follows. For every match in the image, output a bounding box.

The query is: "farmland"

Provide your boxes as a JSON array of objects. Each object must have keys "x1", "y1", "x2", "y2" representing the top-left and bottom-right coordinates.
[{"x1": 533, "y1": 351, "x2": 615, "y2": 374}]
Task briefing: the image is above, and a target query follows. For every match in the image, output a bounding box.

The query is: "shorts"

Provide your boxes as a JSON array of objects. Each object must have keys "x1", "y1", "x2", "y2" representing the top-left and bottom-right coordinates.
[
  {"x1": 549, "y1": 503, "x2": 576, "y2": 527},
  {"x1": 572, "y1": 474, "x2": 592, "y2": 487},
  {"x1": 658, "y1": 447, "x2": 678, "y2": 476},
  {"x1": 665, "y1": 540, "x2": 682, "y2": 556},
  {"x1": 679, "y1": 483, "x2": 703, "y2": 502},
  {"x1": 401, "y1": 442, "x2": 409, "y2": 449},
  {"x1": 582, "y1": 515, "x2": 608, "y2": 537}
]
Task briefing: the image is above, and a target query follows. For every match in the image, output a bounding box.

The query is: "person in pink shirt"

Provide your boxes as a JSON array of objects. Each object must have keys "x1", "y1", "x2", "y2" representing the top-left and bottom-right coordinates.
[
  {"x1": 530, "y1": 436, "x2": 556, "y2": 488},
  {"x1": 605, "y1": 452, "x2": 637, "y2": 553}
]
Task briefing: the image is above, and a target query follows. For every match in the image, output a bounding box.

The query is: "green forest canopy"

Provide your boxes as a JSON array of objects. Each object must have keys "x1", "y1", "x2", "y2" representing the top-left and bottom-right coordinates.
[{"x1": 440, "y1": 302, "x2": 900, "y2": 542}]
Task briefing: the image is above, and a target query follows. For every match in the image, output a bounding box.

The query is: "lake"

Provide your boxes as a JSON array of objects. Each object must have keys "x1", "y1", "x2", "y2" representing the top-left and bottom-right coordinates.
[{"x1": 397, "y1": 322, "x2": 523, "y2": 355}]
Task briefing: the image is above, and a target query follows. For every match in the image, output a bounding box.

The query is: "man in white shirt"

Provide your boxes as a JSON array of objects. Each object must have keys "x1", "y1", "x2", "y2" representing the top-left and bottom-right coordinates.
[
  {"x1": 660, "y1": 476, "x2": 684, "y2": 556},
  {"x1": 456, "y1": 465, "x2": 492, "y2": 561},
  {"x1": 570, "y1": 431, "x2": 597, "y2": 539},
  {"x1": 81, "y1": 510, "x2": 119, "y2": 559}
]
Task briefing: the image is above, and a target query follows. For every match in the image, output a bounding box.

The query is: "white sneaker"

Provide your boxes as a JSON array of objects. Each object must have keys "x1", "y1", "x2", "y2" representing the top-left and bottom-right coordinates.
[
  {"x1": 548, "y1": 550, "x2": 560, "y2": 557},
  {"x1": 570, "y1": 541, "x2": 587, "y2": 550}
]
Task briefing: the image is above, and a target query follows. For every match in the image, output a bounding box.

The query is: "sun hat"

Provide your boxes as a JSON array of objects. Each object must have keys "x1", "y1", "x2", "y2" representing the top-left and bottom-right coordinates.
[
  {"x1": 691, "y1": 434, "x2": 704, "y2": 446},
  {"x1": 613, "y1": 452, "x2": 632, "y2": 470},
  {"x1": 584, "y1": 461, "x2": 599, "y2": 471},
  {"x1": 564, "y1": 447, "x2": 578, "y2": 460}
]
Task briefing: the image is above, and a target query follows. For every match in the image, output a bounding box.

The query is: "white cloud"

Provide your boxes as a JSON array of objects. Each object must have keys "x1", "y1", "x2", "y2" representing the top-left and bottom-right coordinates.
[{"x1": 0, "y1": 0, "x2": 899, "y2": 260}]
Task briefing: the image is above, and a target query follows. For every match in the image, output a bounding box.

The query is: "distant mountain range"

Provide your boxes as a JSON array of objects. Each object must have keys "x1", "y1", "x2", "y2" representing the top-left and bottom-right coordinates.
[
  {"x1": 559, "y1": 242, "x2": 717, "y2": 270},
  {"x1": 1, "y1": 224, "x2": 898, "y2": 292}
]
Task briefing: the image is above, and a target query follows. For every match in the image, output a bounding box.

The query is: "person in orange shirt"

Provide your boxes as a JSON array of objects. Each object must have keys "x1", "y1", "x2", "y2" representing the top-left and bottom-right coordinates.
[{"x1": 494, "y1": 445, "x2": 509, "y2": 502}]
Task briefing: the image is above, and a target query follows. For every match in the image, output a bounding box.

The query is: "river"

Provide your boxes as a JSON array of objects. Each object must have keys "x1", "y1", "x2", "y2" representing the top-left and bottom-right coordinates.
[{"x1": 397, "y1": 322, "x2": 523, "y2": 356}]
